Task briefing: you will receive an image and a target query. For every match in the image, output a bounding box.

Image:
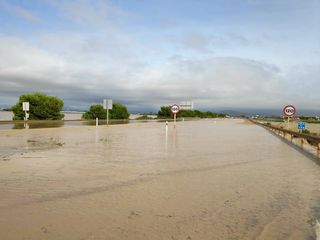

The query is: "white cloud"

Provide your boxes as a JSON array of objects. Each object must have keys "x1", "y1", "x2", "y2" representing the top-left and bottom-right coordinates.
[
  {"x1": 0, "y1": 36, "x2": 304, "y2": 111},
  {"x1": 0, "y1": 0, "x2": 319, "y2": 112}
]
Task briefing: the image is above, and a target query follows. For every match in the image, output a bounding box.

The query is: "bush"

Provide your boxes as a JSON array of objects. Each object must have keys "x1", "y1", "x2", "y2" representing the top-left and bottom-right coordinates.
[
  {"x1": 82, "y1": 104, "x2": 107, "y2": 120},
  {"x1": 11, "y1": 93, "x2": 64, "y2": 120},
  {"x1": 110, "y1": 103, "x2": 130, "y2": 119},
  {"x1": 83, "y1": 102, "x2": 129, "y2": 120},
  {"x1": 157, "y1": 106, "x2": 171, "y2": 118},
  {"x1": 157, "y1": 106, "x2": 226, "y2": 119},
  {"x1": 302, "y1": 129, "x2": 311, "y2": 134}
]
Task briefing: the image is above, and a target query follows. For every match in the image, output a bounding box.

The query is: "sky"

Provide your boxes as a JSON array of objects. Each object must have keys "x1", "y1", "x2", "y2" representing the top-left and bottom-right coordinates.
[{"x1": 0, "y1": 0, "x2": 319, "y2": 113}]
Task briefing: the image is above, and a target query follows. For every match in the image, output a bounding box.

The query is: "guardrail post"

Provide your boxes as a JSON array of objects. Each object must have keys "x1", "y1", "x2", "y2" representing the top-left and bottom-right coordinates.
[{"x1": 300, "y1": 138, "x2": 304, "y2": 149}]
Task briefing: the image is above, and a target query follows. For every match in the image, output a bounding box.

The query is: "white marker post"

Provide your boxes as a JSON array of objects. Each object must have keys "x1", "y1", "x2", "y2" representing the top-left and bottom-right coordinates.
[
  {"x1": 165, "y1": 121, "x2": 169, "y2": 149},
  {"x1": 170, "y1": 104, "x2": 180, "y2": 129},
  {"x1": 103, "y1": 99, "x2": 113, "y2": 126},
  {"x1": 96, "y1": 117, "x2": 98, "y2": 126},
  {"x1": 283, "y1": 105, "x2": 296, "y2": 130}
]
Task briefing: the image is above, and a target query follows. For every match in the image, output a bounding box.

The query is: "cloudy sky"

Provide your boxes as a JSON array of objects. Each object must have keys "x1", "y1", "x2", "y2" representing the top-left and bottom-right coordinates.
[{"x1": 0, "y1": 0, "x2": 319, "y2": 112}]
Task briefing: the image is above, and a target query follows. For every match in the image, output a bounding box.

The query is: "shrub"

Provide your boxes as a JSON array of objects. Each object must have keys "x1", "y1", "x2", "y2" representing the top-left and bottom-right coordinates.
[
  {"x1": 83, "y1": 102, "x2": 129, "y2": 120},
  {"x1": 302, "y1": 129, "x2": 311, "y2": 134},
  {"x1": 157, "y1": 105, "x2": 226, "y2": 119},
  {"x1": 11, "y1": 93, "x2": 64, "y2": 120},
  {"x1": 82, "y1": 104, "x2": 107, "y2": 120},
  {"x1": 110, "y1": 103, "x2": 130, "y2": 119}
]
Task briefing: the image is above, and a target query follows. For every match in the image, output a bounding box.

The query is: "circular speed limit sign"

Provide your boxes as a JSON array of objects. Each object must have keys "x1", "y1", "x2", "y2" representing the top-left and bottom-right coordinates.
[
  {"x1": 283, "y1": 105, "x2": 296, "y2": 117},
  {"x1": 170, "y1": 104, "x2": 180, "y2": 114}
]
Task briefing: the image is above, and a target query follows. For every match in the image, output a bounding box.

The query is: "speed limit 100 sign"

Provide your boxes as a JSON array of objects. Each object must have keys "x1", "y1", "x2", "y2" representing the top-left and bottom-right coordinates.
[
  {"x1": 170, "y1": 104, "x2": 180, "y2": 114},
  {"x1": 283, "y1": 105, "x2": 296, "y2": 117}
]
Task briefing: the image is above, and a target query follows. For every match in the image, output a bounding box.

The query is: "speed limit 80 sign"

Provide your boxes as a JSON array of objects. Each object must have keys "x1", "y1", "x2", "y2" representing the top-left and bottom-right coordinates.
[{"x1": 283, "y1": 105, "x2": 296, "y2": 117}]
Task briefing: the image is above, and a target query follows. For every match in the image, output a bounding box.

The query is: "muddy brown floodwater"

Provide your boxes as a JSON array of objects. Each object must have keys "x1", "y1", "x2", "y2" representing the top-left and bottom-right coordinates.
[{"x1": 1, "y1": 119, "x2": 320, "y2": 240}]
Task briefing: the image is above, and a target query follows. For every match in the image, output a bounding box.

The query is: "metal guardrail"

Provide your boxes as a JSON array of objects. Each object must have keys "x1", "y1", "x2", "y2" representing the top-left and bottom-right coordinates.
[{"x1": 251, "y1": 120, "x2": 320, "y2": 158}]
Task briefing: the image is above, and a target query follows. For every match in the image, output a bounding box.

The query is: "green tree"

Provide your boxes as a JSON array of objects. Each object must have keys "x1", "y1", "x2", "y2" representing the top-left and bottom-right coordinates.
[
  {"x1": 109, "y1": 103, "x2": 130, "y2": 119},
  {"x1": 157, "y1": 106, "x2": 171, "y2": 118},
  {"x1": 157, "y1": 105, "x2": 226, "y2": 119},
  {"x1": 82, "y1": 104, "x2": 107, "y2": 119},
  {"x1": 83, "y1": 102, "x2": 130, "y2": 120},
  {"x1": 11, "y1": 93, "x2": 64, "y2": 120}
]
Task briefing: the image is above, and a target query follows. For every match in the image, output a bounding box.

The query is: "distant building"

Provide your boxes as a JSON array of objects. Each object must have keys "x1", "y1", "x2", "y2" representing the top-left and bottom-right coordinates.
[{"x1": 179, "y1": 101, "x2": 194, "y2": 110}]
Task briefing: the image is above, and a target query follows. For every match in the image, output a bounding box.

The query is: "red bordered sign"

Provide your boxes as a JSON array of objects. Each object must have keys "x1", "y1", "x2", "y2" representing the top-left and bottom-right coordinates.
[
  {"x1": 283, "y1": 105, "x2": 296, "y2": 117},
  {"x1": 170, "y1": 104, "x2": 180, "y2": 114}
]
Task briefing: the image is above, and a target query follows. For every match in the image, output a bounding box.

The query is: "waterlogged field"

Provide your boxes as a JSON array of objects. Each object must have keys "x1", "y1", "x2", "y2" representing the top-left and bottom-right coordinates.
[
  {"x1": 258, "y1": 119, "x2": 320, "y2": 135},
  {"x1": 273, "y1": 121, "x2": 320, "y2": 135},
  {"x1": 0, "y1": 119, "x2": 320, "y2": 239}
]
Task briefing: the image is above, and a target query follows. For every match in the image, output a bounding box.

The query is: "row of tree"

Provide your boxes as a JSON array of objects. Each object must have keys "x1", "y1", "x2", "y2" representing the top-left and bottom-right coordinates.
[
  {"x1": 11, "y1": 93, "x2": 129, "y2": 120},
  {"x1": 157, "y1": 106, "x2": 226, "y2": 118},
  {"x1": 11, "y1": 93, "x2": 226, "y2": 120},
  {"x1": 82, "y1": 104, "x2": 129, "y2": 120}
]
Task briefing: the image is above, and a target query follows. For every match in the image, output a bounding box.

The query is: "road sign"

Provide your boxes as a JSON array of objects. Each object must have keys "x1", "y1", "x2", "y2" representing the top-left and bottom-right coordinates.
[
  {"x1": 170, "y1": 104, "x2": 180, "y2": 129},
  {"x1": 298, "y1": 122, "x2": 306, "y2": 130},
  {"x1": 107, "y1": 99, "x2": 113, "y2": 110},
  {"x1": 103, "y1": 99, "x2": 113, "y2": 110},
  {"x1": 103, "y1": 99, "x2": 113, "y2": 126},
  {"x1": 170, "y1": 104, "x2": 180, "y2": 114},
  {"x1": 22, "y1": 102, "x2": 29, "y2": 111},
  {"x1": 283, "y1": 105, "x2": 296, "y2": 117}
]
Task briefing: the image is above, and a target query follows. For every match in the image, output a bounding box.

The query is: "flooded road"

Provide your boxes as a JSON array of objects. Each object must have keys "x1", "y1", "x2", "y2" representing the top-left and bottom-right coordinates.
[{"x1": 0, "y1": 119, "x2": 320, "y2": 239}]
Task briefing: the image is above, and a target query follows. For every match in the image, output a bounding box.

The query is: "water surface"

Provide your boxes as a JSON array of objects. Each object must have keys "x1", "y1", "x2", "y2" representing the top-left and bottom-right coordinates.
[{"x1": 0, "y1": 119, "x2": 319, "y2": 239}]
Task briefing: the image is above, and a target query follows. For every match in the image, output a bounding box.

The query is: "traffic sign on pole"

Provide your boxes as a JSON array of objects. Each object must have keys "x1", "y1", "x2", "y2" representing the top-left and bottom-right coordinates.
[
  {"x1": 283, "y1": 105, "x2": 296, "y2": 130},
  {"x1": 170, "y1": 104, "x2": 180, "y2": 128},
  {"x1": 22, "y1": 102, "x2": 29, "y2": 111},
  {"x1": 22, "y1": 102, "x2": 30, "y2": 121},
  {"x1": 298, "y1": 122, "x2": 306, "y2": 130},
  {"x1": 103, "y1": 99, "x2": 113, "y2": 126},
  {"x1": 170, "y1": 104, "x2": 180, "y2": 115},
  {"x1": 283, "y1": 105, "x2": 296, "y2": 117}
]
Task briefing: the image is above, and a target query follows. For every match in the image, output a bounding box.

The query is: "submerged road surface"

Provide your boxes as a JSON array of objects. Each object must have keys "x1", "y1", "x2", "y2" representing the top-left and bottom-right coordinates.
[{"x1": 0, "y1": 119, "x2": 320, "y2": 239}]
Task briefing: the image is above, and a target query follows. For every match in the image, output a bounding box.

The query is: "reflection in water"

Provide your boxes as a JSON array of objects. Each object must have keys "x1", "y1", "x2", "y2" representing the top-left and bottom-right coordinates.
[
  {"x1": 95, "y1": 127, "x2": 99, "y2": 144},
  {"x1": 165, "y1": 121, "x2": 168, "y2": 151},
  {"x1": 13, "y1": 121, "x2": 64, "y2": 129},
  {"x1": 8, "y1": 120, "x2": 130, "y2": 130},
  {"x1": 1, "y1": 118, "x2": 204, "y2": 130}
]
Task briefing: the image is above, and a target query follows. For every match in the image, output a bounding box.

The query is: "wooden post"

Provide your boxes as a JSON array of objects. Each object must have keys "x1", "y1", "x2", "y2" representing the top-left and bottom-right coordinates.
[
  {"x1": 318, "y1": 144, "x2": 320, "y2": 159},
  {"x1": 300, "y1": 138, "x2": 304, "y2": 149}
]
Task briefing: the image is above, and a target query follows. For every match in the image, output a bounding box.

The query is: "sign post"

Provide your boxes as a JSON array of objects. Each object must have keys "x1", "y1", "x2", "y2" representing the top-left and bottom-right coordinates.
[
  {"x1": 103, "y1": 99, "x2": 113, "y2": 126},
  {"x1": 22, "y1": 102, "x2": 29, "y2": 121},
  {"x1": 298, "y1": 122, "x2": 306, "y2": 133},
  {"x1": 283, "y1": 105, "x2": 296, "y2": 130},
  {"x1": 170, "y1": 104, "x2": 180, "y2": 128}
]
